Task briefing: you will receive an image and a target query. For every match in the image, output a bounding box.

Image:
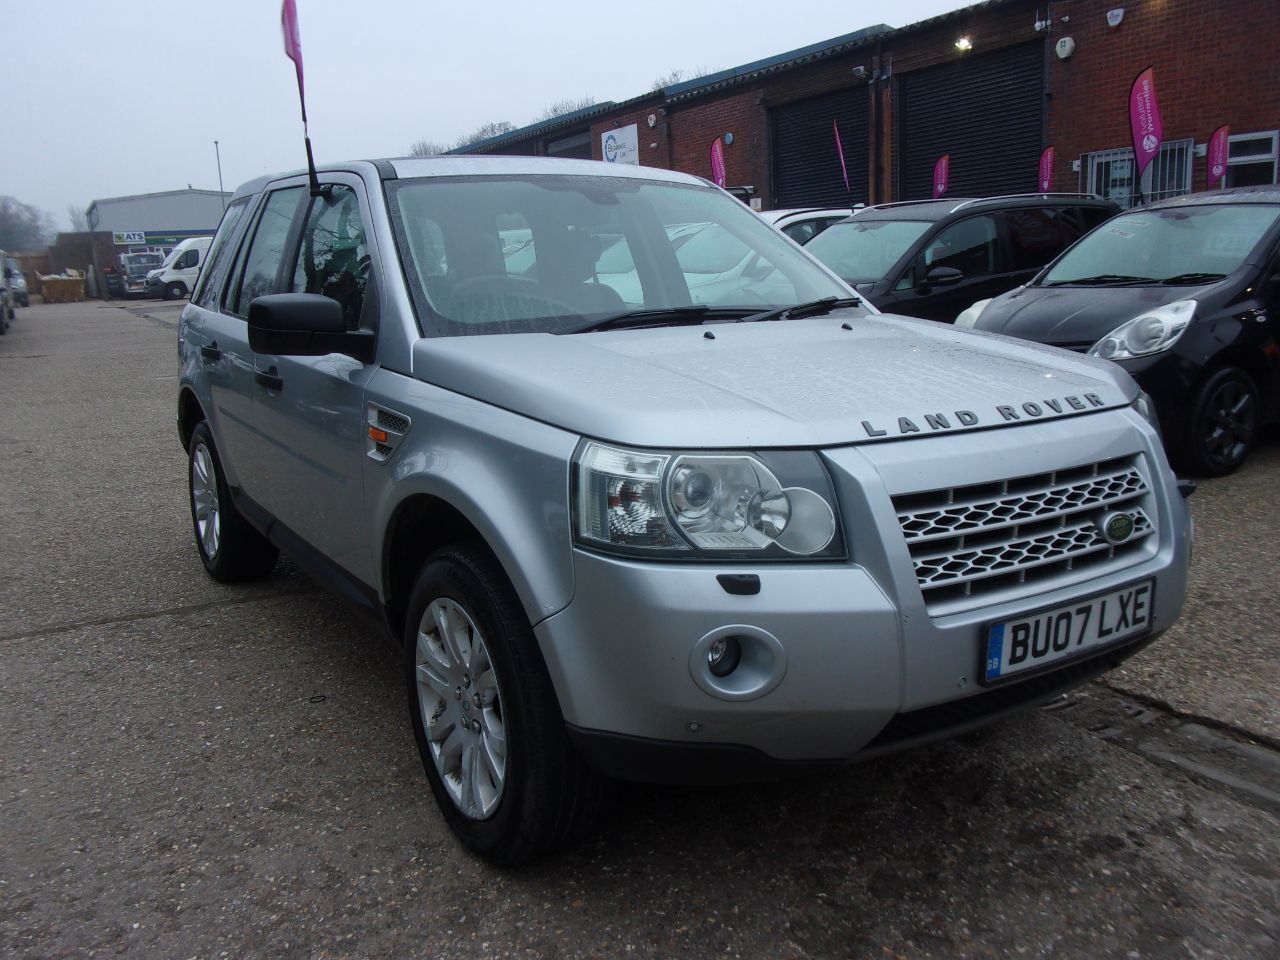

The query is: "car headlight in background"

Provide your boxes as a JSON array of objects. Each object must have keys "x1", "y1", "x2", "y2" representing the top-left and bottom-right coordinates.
[
  {"x1": 954, "y1": 298, "x2": 992, "y2": 329},
  {"x1": 574, "y1": 441, "x2": 843, "y2": 560},
  {"x1": 1089, "y1": 300, "x2": 1195, "y2": 360}
]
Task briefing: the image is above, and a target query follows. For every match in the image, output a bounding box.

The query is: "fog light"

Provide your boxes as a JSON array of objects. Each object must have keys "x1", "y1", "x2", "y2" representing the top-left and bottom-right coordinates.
[{"x1": 706, "y1": 636, "x2": 742, "y2": 677}]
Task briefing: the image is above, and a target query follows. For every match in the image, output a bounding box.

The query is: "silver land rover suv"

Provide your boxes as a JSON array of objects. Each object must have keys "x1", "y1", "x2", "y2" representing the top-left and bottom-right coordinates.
[{"x1": 177, "y1": 157, "x2": 1191, "y2": 864}]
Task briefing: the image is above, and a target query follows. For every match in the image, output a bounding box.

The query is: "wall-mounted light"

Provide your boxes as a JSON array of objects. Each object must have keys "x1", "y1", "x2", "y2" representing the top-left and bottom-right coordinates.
[{"x1": 954, "y1": 36, "x2": 973, "y2": 52}]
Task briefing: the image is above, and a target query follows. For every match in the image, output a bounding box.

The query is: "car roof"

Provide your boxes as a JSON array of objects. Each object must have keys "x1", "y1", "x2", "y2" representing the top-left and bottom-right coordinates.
[
  {"x1": 232, "y1": 156, "x2": 711, "y2": 199},
  {"x1": 1135, "y1": 186, "x2": 1280, "y2": 211},
  {"x1": 851, "y1": 193, "x2": 1115, "y2": 222}
]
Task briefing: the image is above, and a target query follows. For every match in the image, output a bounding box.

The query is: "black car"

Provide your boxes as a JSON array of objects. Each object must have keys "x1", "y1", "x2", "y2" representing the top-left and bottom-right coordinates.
[
  {"x1": 964, "y1": 187, "x2": 1280, "y2": 476},
  {"x1": 802, "y1": 194, "x2": 1118, "y2": 322}
]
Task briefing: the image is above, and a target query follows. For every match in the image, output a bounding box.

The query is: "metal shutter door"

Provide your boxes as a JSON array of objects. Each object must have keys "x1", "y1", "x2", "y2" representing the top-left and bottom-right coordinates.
[
  {"x1": 898, "y1": 41, "x2": 1045, "y2": 200},
  {"x1": 771, "y1": 87, "x2": 869, "y2": 207}
]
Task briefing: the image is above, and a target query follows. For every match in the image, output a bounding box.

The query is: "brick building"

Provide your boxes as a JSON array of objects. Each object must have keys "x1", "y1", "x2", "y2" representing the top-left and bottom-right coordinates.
[{"x1": 456, "y1": 0, "x2": 1279, "y2": 210}]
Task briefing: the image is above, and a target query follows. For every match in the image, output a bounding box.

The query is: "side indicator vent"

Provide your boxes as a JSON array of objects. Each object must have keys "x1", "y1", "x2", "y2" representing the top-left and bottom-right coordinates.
[{"x1": 366, "y1": 403, "x2": 411, "y2": 463}]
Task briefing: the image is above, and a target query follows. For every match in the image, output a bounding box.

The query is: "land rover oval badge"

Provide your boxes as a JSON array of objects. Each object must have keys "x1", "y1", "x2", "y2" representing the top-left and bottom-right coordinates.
[{"x1": 1100, "y1": 512, "x2": 1136, "y2": 545}]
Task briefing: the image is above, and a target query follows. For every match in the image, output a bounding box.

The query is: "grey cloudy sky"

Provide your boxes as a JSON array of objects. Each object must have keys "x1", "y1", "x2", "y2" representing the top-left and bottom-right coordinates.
[{"x1": 3, "y1": 0, "x2": 968, "y2": 229}]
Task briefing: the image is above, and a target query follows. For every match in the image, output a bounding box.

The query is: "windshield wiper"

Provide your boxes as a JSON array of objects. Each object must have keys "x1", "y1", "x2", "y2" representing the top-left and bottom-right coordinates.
[
  {"x1": 1046, "y1": 274, "x2": 1155, "y2": 287},
  {"x1": 737, "y1": 296, "x2": 862, "y2": 324},
  {"x1": 1159, "y1": 272, "x2": 1227, "y2": 286},
  {"x1": 562, "y1": 305, "x2": 747, "y2": 334}
]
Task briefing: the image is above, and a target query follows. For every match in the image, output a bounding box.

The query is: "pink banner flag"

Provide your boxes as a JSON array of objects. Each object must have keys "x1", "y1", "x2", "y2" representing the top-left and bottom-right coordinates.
[
  {"x1": 833, "y1": 120, "x2": 850, "y2": 193},
  {"x1": 1207, "y1": 124, "x2": 1230, "y2": 189},
  {"x1": 1129, "y1": 66, "x2": 1163, "y2": 178},
  {"x1": 281, "y1": 0, "x2": 307, "y2": 122},
  {"x1": 1038, "y1": 146, "x2": 1055, "y2": 192},
  {"x1": 932, "y1": 154, "x2": 950, "y2": 199},
  {"x1": 710, "y1": 138, "x2": 726, "y2": 188}
]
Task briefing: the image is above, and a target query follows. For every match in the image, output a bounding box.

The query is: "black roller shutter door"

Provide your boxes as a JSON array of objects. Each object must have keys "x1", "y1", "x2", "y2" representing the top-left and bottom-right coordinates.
[
  {"x1": 898, "y1": 41, "x2": 1045, "y2": 200},
  {"x1": 772, "y1": 86, "x2": 869, "y2": 207}
]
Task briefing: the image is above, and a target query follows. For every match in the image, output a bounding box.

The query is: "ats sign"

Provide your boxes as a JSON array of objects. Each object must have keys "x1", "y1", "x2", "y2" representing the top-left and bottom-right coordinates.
[
  {"x1": 113, "y1": 231, "x2": 146, "y2": 245},
  {"x1": 601, "y1": 124, "x2": 639, "y2": 165}
]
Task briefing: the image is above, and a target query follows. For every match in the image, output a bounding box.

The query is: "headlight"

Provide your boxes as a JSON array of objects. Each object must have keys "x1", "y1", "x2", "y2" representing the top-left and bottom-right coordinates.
[
  {"x1": 954, "y1": 298, "x2": 992, "y2": 330},
  {"x1": 573, "y1": 441, "x2": 843, "y2": 560},
  {"x1": 1089, "y1": 300, "x2": 1195, "y2": 360}
]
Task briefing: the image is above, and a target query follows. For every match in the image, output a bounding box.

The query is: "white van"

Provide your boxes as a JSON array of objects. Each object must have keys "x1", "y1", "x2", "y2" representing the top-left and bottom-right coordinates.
[{"x1": 146, "y1": 236, "x2": 212, "y2": 300}]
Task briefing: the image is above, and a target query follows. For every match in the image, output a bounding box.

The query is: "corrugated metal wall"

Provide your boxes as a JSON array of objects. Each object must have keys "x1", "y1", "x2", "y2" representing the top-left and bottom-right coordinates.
[
  {"x1": 771, "y1": 86, "x2": 870, "y2": 207},
  {"x1": 897, "y1": 41, "x2": 1046, "y2": 200}
]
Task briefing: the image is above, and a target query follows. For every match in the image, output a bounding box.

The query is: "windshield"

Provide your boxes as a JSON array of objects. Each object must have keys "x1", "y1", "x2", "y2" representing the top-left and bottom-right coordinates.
[
  {"x1": 803, "y1": 218, "x2": 933, "y2": 283},
  {"x1": 1042, "y1": 204, "x2": 1280, "y2": 285},
  {"x1": 387, "y1": 175, "x2": 853, "y2": 336}
]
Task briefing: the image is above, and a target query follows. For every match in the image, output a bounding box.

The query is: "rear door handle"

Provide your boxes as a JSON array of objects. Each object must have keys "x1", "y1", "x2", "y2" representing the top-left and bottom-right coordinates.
[
  {"x1": 200, "y1": 341, "x2": 221, "y2": 361},
  {"x1": 255, "y1": 367, "x2": 284, "y2": 392}
]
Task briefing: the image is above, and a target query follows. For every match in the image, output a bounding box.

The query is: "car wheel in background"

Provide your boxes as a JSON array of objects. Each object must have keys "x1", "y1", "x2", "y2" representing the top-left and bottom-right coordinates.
[
  {"x1": 165, "y1": 282, "x2": 187, "y2": 300},
  {"x1": 1181, "y1": 366, "x2": 1260, "y2": 477},
  {"x1": 403, "y1": 542, "x2": 605, "y2": 865},
  {"x1": 188, "y1": 421, "x2": 279, "y2": 581}
]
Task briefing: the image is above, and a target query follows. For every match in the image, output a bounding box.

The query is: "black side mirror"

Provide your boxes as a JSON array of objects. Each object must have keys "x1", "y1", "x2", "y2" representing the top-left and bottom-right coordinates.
[
  {"x1": 248, "y1": 293, "x2": 373, "y2": 361},
  {"x1": 924, "y1": 266, "x2": 964, "y2": 287}
]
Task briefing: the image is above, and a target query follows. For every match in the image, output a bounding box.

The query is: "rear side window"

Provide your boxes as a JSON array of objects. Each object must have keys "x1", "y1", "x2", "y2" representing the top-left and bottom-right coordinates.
[
  {"x1": 291, "y1": 186, "x2": 370, "y2": 329},
  {"x1": 1003, "y1": 207, "x2": 1081, "y2": 271},
  {"x1": 230, "y1": 187, "x2": 305, "y2": 316},
  {"x1": 193, "y1": 197, "x2": 250, "y2": 309}
]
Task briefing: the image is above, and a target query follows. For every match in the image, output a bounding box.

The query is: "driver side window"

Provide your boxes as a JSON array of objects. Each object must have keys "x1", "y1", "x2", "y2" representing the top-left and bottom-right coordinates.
[
  {"x1": 291, "y1": 186, "x2": 370, "y2": 329},
  {"x1": 923, "y1": 215, "x2": 1000, "y2": 277}
]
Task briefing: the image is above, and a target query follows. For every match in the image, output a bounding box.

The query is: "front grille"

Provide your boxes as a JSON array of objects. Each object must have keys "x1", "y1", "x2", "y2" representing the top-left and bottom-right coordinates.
[
  {"x1": 894, "y1": 456, "x2": 1156, "y2": 612},
  {"x1": 1053, "y1": 340, "x2": 1094, "y2": 354}
]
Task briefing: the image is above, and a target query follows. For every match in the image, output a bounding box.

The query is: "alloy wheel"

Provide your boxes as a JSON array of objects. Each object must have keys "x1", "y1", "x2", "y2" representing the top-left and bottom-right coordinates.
[
  {"x1": 191, "y1": 442, "x2": 221, "y2": 559},
  {"x1": 415, "y1": 598, "x2": 507, "y2": 820},
  {"x1": 1201, "y1": 376, "x2": 1256, "y2": 469}
]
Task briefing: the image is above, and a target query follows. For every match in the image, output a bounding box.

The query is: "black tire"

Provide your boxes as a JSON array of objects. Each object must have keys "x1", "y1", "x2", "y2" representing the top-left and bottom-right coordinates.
[
  {"x1": 1180, "y1": 366, "x2": 1261, "y2": 477},
  {"x1": 187, "y1": 421, "x2": 278, "y2": 581},
  {"x1": 404, "y1": 542, "x2": 605, "y2": 865},
  {"x1": 165, "y1": 281, "x2": 187, "y2": 301}
]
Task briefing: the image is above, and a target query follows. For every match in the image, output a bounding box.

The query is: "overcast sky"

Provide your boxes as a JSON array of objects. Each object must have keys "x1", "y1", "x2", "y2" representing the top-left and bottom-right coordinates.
[{"x1": 2, "y1": 0, "x2": 969, "y2": 229}]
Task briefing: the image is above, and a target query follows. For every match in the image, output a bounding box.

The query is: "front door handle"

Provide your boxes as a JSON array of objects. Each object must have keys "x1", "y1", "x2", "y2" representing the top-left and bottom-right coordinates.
[
  {"x1": 255, "y1": 367, "x2": 284, "y2": 392},
  {"x1": 200, "y1": 341, "x2": 221, "y2": 361}
]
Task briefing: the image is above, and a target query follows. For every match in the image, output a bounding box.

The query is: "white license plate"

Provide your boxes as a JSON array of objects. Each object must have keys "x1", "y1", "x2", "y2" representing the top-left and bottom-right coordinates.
[{"x1": 984, "y1": 580, "x2": 1154, "y2": 683}]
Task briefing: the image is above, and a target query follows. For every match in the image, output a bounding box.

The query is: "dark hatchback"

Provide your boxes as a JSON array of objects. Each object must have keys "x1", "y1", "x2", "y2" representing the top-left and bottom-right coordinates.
[
  {"x1": 802, "y1": 194, "x2": 1118, "y2": 322},
  {"x1": 964, "y1": 187, "x2": 1280, "y2": 476}
]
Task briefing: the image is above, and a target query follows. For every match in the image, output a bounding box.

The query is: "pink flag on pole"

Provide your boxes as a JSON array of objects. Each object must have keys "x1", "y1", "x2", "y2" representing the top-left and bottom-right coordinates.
[
  {"x1": 1129, "y1": 66, "x2": 1163, "y2": 178},
  {"x1": 833, "y1": 120, "x2": 850, "y2": 193},
  {"x1": 281, "y1": 0, "x2": 306, "y2": 121},
  {"x1": 1038, "y1": 146, "x2": 1055, "y2": 192},
  {"x1": 932, "y1": 154, "x2": 950, "y2": 199},
  {"x1": 1207, "y1": 125, "x2": 1230, "y2": 189},
  {"x1": 710, "y1": 138, "x2": 726, "y2": 188}
]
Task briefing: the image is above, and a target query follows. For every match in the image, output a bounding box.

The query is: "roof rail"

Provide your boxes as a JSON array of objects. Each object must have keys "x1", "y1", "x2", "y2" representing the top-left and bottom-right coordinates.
[
  {"x1": 949, "y1": 192, "x2": 1105, "y2": 212},
  {"x1": 854, "y1": 198, "x2": 958, "y2": 212}
]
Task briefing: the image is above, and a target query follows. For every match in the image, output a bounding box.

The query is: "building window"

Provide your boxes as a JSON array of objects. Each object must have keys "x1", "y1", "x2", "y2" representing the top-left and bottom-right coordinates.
[
  {"x1": 1081, "y1": 139, "x2": 1194, "y2": 209},
  {"x1": 1226, "y1": 131, "x2": 1278, "y2": 187}
]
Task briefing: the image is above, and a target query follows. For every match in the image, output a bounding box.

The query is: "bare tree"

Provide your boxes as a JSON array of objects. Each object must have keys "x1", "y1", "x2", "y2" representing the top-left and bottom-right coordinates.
[
  {"x1": 650, "y1": 67, "x2": 716, "y2": 91},
  {"x1": 453, "y1": 121, "x2": 517, "y2": 151},
  {"x1": 407, "y1": 139, "x2": 450, "y2": 158},
  {"x1": 535, "y1": 96, "x2": 595, "y2": 122},
  {"x1": 0, "y1": 196, "x2": 56, "y2": 250},
  {"x1": 66, "y1": 203, "x2": 89, "y2": 232}
]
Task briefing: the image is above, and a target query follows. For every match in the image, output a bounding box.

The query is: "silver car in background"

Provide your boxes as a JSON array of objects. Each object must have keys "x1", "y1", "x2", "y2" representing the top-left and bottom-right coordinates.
[{"x1": 177, "y1": 157, "x2": 1191, "y2": 863}]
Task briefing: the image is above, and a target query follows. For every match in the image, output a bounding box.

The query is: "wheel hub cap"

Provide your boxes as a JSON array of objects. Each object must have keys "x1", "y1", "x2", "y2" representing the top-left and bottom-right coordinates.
[{"x1": 414, "y1": 598, "x2": 507, "y2": 820}]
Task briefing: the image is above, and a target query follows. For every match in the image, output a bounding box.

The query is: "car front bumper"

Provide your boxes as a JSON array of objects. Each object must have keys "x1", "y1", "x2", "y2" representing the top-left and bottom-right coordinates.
[{"x1": 536, "y1": 411, "x2": 1191, "y2": 782}]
